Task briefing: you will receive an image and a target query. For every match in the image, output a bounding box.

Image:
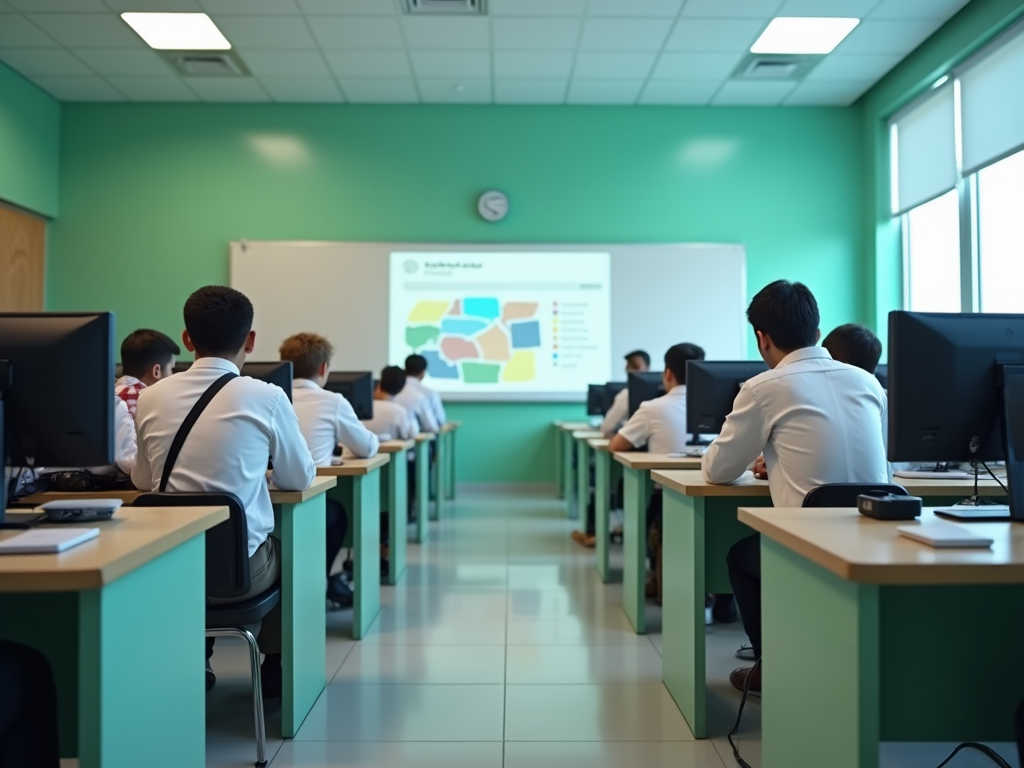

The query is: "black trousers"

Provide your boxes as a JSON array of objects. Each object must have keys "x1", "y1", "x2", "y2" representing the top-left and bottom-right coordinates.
[
  {"x1": 0, "y1": 640, "x2": 60, "y2": 768},
  {"x1": 727, "y1": 534, "x2": 762, "y2": 659},
  {"x1": 326, "y1": 498, "x2": 348, "y2": 577}
]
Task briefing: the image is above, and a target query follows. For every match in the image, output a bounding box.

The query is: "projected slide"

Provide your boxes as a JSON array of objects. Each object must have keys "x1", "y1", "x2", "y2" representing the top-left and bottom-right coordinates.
[{"x1": 389, "y1": 252, "x2": 611, "y2": 396}]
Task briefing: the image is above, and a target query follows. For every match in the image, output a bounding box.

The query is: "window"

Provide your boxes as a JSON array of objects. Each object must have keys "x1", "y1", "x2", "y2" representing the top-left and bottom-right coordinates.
[
  {"x1": 904, "y1": 190, "x2": 961, "y2": 312},
  {"x1": 977, "y1": 149, "x2": 1024, "y2": 312}
]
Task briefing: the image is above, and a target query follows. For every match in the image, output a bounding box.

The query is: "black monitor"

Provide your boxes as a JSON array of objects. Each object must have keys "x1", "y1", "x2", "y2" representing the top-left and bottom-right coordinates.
[
  {"x1": 628, "y1": 372, "x2": 665, "y2": 417},
  {"x1": 889, "y1": 311, "x2": 1024, "y2": 519},
  {"x1": 874, "y1": 364, "x2": 888, "y2": 390},
  {"x1": 0, "y1": 313, "x2": 115, "y2": 516},
  {"x1": 241, "y1": 361, "x2": 293, "y2": 402},
  {"x1": 686, "y1": 360, "x2": 768, "y2": 434},
  {"x1": 603, "y1": 382, "x2": 627, "y2": 414},
  {"x1": 325, "y1": 371, "x2": 374, "y2": 420},
  {"x1": 586, "y1": 385, "x2": 605, "y2": 416}
]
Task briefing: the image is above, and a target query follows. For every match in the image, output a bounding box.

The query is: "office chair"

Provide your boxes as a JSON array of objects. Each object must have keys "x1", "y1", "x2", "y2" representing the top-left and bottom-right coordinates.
[{"x1": 802, "y1": 483, "x2": 909, "y2": 508}]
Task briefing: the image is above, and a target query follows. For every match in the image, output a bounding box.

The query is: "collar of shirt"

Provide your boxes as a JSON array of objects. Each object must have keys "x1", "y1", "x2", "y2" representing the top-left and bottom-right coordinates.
[
  {"x1": 116, "y1": 375, "x2": 144, "y2": 389},
  {"x1": 665, "y1": 384, "x2": 686, "y2": 398},
  {"x1": 292, "y1": 378, "x2": 320, "y2": 391},
  {"x1": 775, "y1": 346, "x2": 832, "y2": 369},
  {"x1": 190, "y1": 357, "x2": 240, "y2": 375}
]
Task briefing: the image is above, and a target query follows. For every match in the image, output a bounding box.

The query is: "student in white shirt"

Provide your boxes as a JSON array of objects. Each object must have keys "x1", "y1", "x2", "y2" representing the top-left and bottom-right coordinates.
[
  {"x1": 703, "y1": 281, "x2": 889, "y2": 694},
  {"x1": 394, "y1": 354, "x2": 441, "y2": 433},
  {"x1": 133, "y1": 286, "x2": 316, "y2": 698},
  {"x1": 600, "y1": 349, "x2": 650, "y2": 438},
  {"x1": 115, "y1": 328, "x2": 180, "y2": 420},
  {"x1": 364, "y1": 366, "x2": 418, "y2": 441},
  {"x1": 821, "y1": 323, "x2": 883, "y2": 376}
]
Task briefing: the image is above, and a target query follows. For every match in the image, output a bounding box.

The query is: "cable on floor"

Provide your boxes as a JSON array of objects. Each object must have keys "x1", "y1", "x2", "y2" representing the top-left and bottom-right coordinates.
[
  {"x1": 726, "y1": 658, "x2": 760, "y2": 768},
  {"x1": 933, "y1": 742, "x2": 1013, "y2": 768}
]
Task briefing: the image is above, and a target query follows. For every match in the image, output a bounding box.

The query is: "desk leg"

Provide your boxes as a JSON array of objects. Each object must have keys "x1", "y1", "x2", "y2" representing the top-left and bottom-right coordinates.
[
  {"x1": 554, "y1": 427, "x2": 564, "y2": 499},
  {"x1": 594, "y1": 450, "x2": 610, "y2": 583},
  {"x1": 622, "y1": 467, "x2": 650, "y2": 634},
  {"x1": 575, "y1": 440, "x2": 590, "y2": 528},
  {"x1": 446, "y1": 431, "x2": 457, "y2": 500},
  {"x1": 276, "y1": 495, "x2": 328, "y2": 737},
  {"x1": 561, "y1": 432, "x2": 575, "y2": 513},
  {"x1": 349, "y1": 472, "x2": 381, "y2": 640},
  {"x1": 385, "y1": 453, "x2": 408, "y2": 586},
  {"x1": 433, "y1": 433, "x2": 445, "y2": 520},
  {"x1": 415, "y1": 442, "x2": 431, "y2": 543}
]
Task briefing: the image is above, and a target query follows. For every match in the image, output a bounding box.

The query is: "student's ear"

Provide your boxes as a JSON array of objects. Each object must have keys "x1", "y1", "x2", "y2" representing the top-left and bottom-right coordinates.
[
  {"x1": 815, "y1": 328, "x2": 822, "y2": 343},
  {"x1": 149, "y1": 363, "x2": 163, "y2": 381},
  {"x1": 244, "y1": 330, "x2": 256, "y2": 355},
  {"x1": 182, "y1": 330, "x2": 196, "y2": 353},
  {"x1": 318, "y1": 361, "x2": 329, "y2": 379},
  {"x1": 755, "y1": 330, "x2": 769, "y2": 352}
]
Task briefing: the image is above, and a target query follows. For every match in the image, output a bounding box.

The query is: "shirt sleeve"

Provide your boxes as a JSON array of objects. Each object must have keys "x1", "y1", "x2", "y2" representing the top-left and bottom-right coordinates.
[
  {"x1": 616, "y1": 405, "x2": 650, "y2": 450},
  {"x1": 334, "y1": 394, "x2": 379, "y2": 458},
  {"x1": 418, "y1": 400, "x2": 440, "y2": 433},
  {"x1": 269, "y1": 392, "x2": 317, "y2": 491},
  {"x1": 397, "y1": 405, "x2": 418, "y2": 440},
  {"x1": 130, "y1": 394, "x2": 154, "y2": 491},
  {"x1": 880, "y1": 390, "x2": 893, "y2": 481},
  {"x1": 113, "y1": 398, "x2": 137, "y2": 476},
  {"x1": 431, "y1": 391, "x2": 447, "y2": 428},
  {"x1": 702, "y1": 383, "x2": 770, "y2": 484},
  {"x1": 600, "y1": 389, "x2": 628, "y2": 438}
]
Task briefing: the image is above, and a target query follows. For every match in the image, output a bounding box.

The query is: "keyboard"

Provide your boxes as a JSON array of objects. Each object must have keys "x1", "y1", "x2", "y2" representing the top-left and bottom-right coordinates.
[{"x1": 934, "y1": 505, "x2": 1011, "y2": 521}]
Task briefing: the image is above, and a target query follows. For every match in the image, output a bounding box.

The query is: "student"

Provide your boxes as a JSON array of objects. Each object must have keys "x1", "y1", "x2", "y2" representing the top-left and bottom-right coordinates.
[
  {"x1": 821, "y1": 323, "x2": 883, "y2": 374},
  {"x1": 278, "y1": 333, "x2": 379, "y2": 606},
  {"x1": 703, "y1": 281, "x2": 888, "y2": 694},
  {"x1": 133, "y1": 286, "x2": 316, "y2": 698},
  {"x1": 601, "y1": 349, "x2": 650, "y2": 438},
  {"x1": 364, "y1": 366, "x2": 418, "y2": 441},
  {"x1": 115, "y1": 328, "x2": 180, "y2": 419},
  {"x1": 394, "y1": 354, "x2": 442, "y2": 433}
]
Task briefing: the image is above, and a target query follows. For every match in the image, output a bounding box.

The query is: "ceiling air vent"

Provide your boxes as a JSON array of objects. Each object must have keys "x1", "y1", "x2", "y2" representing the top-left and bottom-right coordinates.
[
  {"x1": 403, "y1": 0, "x2": 486, "y2": 14},
  {"x1": 164, "y1": 51, "x2": 249, "y2": 77},
  {"x1": 732, "y1": 54, "x2": 821, "y2": 82}
]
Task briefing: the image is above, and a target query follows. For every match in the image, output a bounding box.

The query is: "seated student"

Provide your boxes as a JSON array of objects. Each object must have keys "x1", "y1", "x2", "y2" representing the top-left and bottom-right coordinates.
[
  {"x1": 821, "y1": 323, "x2": 883, "y2": 374},
  {"x1": 601, "y1": 349, "x2": 650, "y2": 438},
  {"x1": 364, "y1": 366, "x2": 418, "y2": 441},
  {"x1": 115, "y1": 328, "x2": 180, "y2": 419},
  {"x1": 394, "y1": 354, "x2": 441, "y2": 433},
  {"x1": 279, "y1": 332, "x2": 380, "y2": 608},
  {"x1": 133, "y1": 286, "x2": 316, "y2": 698},
  {"x1": 703, "y1": 281, "x2": 888, "y2": 694}
]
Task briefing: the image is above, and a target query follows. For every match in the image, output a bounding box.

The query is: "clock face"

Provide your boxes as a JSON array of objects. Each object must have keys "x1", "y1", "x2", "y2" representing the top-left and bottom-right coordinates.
[{"x1": 478, "y1": 190, "x2": 509, "y2": 222}]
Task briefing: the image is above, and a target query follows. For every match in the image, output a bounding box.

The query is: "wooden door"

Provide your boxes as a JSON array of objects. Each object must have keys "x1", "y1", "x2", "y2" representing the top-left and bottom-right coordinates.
[{"x1": 0, "y1": 203, "x2": 45, "y2": 312}]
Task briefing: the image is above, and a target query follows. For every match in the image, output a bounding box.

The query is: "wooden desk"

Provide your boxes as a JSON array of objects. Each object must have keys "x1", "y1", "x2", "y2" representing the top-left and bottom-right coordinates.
[
  {"x1": 740, "y1": 506, "x2": 1024, "y2": 768},
  {"x1": 555, "y1": 421, "x2": 594, "y2": 505},
  {"x1": 612, "y1": 454, "x2": 704, "y2": 635},
  {"x1": 378, "y1": 440, "x2": 414, "y2": 586},
  {"x1": 651, "y1": 469, "x2": 1008, "y2": 740},
  {"x1": 413, "y1": 433, "x2": 435, "y2": 544},
  {"x1": 438, "y1": 421, "x2": 461, "y2": 501},
  {"x1": 0, "y1": 506, "x2": 228, "y2": 768}
]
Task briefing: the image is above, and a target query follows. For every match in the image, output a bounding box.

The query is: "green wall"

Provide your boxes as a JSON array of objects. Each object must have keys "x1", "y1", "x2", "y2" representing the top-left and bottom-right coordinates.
[
  {"x1": 48, "y1": 104, "x2": 864, "y2": 482},
  {"x1": 0, "y1": 62, "x2": 60, "y2": 217}
]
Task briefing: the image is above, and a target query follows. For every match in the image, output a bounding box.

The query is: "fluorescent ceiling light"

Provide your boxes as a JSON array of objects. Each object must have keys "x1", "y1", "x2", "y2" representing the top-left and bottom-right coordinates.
[
  {"x1": 932, "y1": 74, "x2": 950, "y2": 88},
  {"x1": 751, "y1": 17, "x2": 859, "y2": 55},
  {"x1": 121, "y1": 13, "x2": 231, "y2": 50}
]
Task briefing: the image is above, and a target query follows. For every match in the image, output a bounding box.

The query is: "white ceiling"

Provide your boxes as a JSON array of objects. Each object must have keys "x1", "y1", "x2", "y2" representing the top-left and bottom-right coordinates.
[{"x1": 0, "y1": 0, "x2": 972, "y2": 105}]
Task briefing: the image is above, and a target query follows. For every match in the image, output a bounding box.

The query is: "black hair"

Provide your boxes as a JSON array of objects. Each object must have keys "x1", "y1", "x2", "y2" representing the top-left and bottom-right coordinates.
[
  {"x1": 380, "y1": 365, "x2": 408, "y2": 396},
  {"x1": 746, "y1": 280, "x2": 820, "y2": 353},
  {"x1": 121, "y1": 329, "x2": 181, "y2": 378},
  {"x1": 183, "y1": 285, "x2": 254, "y2": 357},
  {"x1": 624, "y1": 349, "x2": 650, "y2": 368},
  {"x1": 664, "y1": 343, "x2": 705, "y2": 384},
  {"x1": 821, "y1": 324, "x2": 883, "y2": 374},
  {"x1": 405, "y1": 354, "x2": 428, "y2": 377}
]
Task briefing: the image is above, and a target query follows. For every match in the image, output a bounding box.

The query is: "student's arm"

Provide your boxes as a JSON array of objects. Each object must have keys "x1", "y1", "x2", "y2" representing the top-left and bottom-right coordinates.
[
  {"x1": 600, "y1": 390, "x2": 628, "y2": 438},
  {"x1": 418, "y1": 401, "x2": 440, "y2": 433},
  {"x1": 130, "y1": 399, "x2": 154, "y2": 491},
  {"x1": 702, "y1": 384, "x2": 769, "y2": 484},
  {"x1": 610, "y1": 407, "x2": 649, "y2": 453},
  {"x1": 269, "y1": 392, "x2": 317, "y2": 491},
  {"x1": 113, "y1": 398, "x2": 137, "y2": 476},
  {"x1": 334, "y1": 394, "x2": 379, "y2": 458},
  {"x1": 880, "y1": 390, "x2": 893, "y2": 481},
  {"x1": 397, "y1": 406, "x2": 418, "y2": 440}
]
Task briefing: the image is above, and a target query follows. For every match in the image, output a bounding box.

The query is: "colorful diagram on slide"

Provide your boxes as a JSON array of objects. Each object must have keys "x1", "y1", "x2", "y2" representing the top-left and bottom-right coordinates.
[{"x1": 405, "y1": 298, "x2": 541, "y2": 384}]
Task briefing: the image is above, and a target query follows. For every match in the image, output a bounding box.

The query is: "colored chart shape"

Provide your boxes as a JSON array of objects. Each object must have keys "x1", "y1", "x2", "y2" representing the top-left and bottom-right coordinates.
[
  {"x1": 463, "y1": 297, "x2": 500, "y2": 320},
  {"x1": 440, "y1": 318, "x2": 489, "y2": 336},
  {"x1": 510, "y1": 320, "x2": 541, "y2": 349},
  {"x1": 503, "y1": 350, "x2": 536, "y2": 382},
  {"x1": 448, "y1": 299, "x2": 462, "y2": 315},
  {"x1": 423, "y1": 350, "x2": 459, "y2": 379},
  {"x1": 440, "y1": 336, "x2": 479, "y2": 361},
  {"x1": 406, "y1": 325, "x2": 440, "y2": 351},
  {"x1": 502, "y1": 302, "x2": 539, "y2": 323},
  {"x1": 462, "y1": 361, "x2": 501, "y2": 384},
  {"x1": 408, "y1": 300, "x2": 450, "y2": 324},
  {"x1": 477, "y1": 324, "x2": 511, "y2": 361}
]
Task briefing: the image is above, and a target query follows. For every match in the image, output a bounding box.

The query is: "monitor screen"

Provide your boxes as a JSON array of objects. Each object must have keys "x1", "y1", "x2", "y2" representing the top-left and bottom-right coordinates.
[
  {"x1": 685, "y1": 360, "x2": 768, "y2": 434},
  {"x1": 241, "y1": 361, "x2": 293, "y2": 403},
  {"x1": 325, "y1": 371, "x2": 374, "y2": 420},
  {"x1": 627, "y1": 372, "x2": 664, "y2": 417}
]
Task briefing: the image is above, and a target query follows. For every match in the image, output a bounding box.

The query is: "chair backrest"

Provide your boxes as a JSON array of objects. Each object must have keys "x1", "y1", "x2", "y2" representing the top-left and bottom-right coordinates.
[
  {"x1": 802, "y1": 483, "x2": 909, "y2": 508},
  {"x1": 133, "y1": 491, "x2": 250, "y2": 598}
]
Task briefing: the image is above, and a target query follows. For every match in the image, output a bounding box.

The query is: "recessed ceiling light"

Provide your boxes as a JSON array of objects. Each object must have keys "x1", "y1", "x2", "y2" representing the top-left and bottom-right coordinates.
[
  {"x1": 751, "y1": 17, "x2": 859, "y2": 55},
  {"x1": 121, "y1": 13, "x2": 231, "y2": 50}
]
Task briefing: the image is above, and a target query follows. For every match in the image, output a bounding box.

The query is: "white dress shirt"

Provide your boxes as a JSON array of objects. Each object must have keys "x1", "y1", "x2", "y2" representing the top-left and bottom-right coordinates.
[
  {"x1": 132, "y1": 357, "x2": 316, "y2": 557},
  {"x1": 113, "y1": 397, "x2": 137, "y2": 475},
  {"x1": 363, "y1": 397, "x2": 418, "y2": 441},
  {"x1": 702, "y1": 346, "x2": 890, "y2": 508},
  {"x1": 600, "y1": 387, "x2": 629, "y2": 438},
  {"x1": 617, "y1": 385, "x2": 692, "y2": 455},
  {"x1": 291, "y1": 378, "x2": 379, "y2": 466},
  {"x1": 394, "y1": 377, "x2": 441, "y2": 433}
]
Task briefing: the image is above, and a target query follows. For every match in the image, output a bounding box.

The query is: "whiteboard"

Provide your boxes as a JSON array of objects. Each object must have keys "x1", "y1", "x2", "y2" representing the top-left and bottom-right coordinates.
[{"x1": 230, "y1": 241, "x2": 746, "y2": 402}]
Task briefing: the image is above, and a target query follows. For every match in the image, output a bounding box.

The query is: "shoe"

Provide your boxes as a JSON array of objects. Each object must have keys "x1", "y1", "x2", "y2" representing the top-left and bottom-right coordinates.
[
  {"x1": 581, "y1": 535, "x2": 596, "y2": 548},
  {"x1": 261, "y1": 654, "x2": 282, "y2": 699},
  {"x1": 326, "y1": 573, "x2": 353, "y2": 608},
  {"x1": 735, "y1": 645, "x2": 756, "y2": 661},
  {"x1": 570, "y1": 530, "x2": 585, "y2": 543},
  {"x1": 205, "y1": 660, "x2": 216, "y2": 693},
  {"x1": 711, "y1": 594, "x2": 739, "y2": 624},
  {"x1": 730, "y1": 665, "x2": 761, "y2": 696}
]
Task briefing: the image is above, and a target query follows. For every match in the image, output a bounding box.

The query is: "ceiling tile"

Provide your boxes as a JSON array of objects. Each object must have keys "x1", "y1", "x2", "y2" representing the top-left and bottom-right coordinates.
[
  {"x1": 400, "y1": 16, "x2": 488, "y2": 49},
  {"x1": 105, "y1": 0, "x2": 203, "y2": 9},
  {"x1": 494, "y1": 78, "x2": 567, "y2": 104},
  {"x1": 34, "y1": 76, "x2": 126, "y2": 101},
  {"x1": 309, "y1": 16, "x2": 403, "y2": 49},
  {"x1": 260, "y1": 76, "x2": 343, "y2": 101},
  {"x1": 639, "y1": 79, "x2": 719, "y2": 104},
  {"x1": 567, "y1": 79, "x2": 644, "y2": 104},
  {"x1": 492, "y1": 18, "x2": 581, "y2": 50},
  {"x1": 490, "y1": 0, "x2": 585, "y2": 15},
  {"x1": 417, "y1": 77, "x2": 490, "y2": 103},
  {"x1": 9, "y1": 0, "x2": 106, "y2": 10},
  {"x1": 783, "y1": 79, "x2": 873, "y2": 105},
  {"x1": 588, "y1": 0, "x2": 683, "y2": 17},
  {"x1": 579, "y1": 18, "x2": 673, "y2": 51},
  {"x1": 339, "y1": 77, "x2": 417, "y2": 102},
  {"x1": 107, "y1": 76, "x2": 198, "y2": 100},
  {"x1": 410, "y1": 50, "x2": 489, "y2": 78},
  {"x1": 186, "y1": 76, "x2": 270, "y2": 101},
  {"x1": 324, "y1": 50, "x2": 410, "y2": 78},
  {"x1": 214, "y1": 16, "x2": 317, "y2": 49},
  {"x1": 298, "y1": 0, "x2": 396, "y2": 12},
  {"x1": 806, "y1": 52, "x2": 903, "y2": 82},
  {"x1": 573, "y1": 52, "x2": 656, "y2": 79},
  {"x1": 239, "y1": 50, "x2": 329, "y2": 76},
  {"x1": 201, "y1": 0, "x2": 300, "y2": 13},
  {"x1": 681, "y1": 0, "x2": 783, "y2": 17},
  {"x1": 494, "y1": 51, "x2": 573, "y2": 78},
  {"x1": 711, "y1": 80, "x2": 796, "y2": 105},
  {"x1": 652, "y1": 51, "x2": 741, "y2": 79},
  {"x1": 0, "y1": 16, "x2": 58, "y2": 47},
  {"x1": 72, "y1": 48, "x2": 174, "y2": 76},
  {"x1": 26, "y1": 13, "x2": 141, "y2": 47},
  {"x1": 869, "y1": 0, "x2": 970, "y2": 20},
  {"x1": 775, "y1": 0, "x2": 880, "y2": 16},
  {"x1": 835, "y1": 18, "x2": 942, "y2": 54},
  {"x1": 665, "y1": 18, "x2": 764, "y2": 51},
  {"x1": 0, "y1": 48, "x2": 92, "y2": 76}
]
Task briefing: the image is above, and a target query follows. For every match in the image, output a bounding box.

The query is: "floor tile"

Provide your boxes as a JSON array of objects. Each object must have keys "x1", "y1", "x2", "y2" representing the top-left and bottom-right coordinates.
[
  {"x1": 507, "y1": 615, "x2": 650, "y2": 645},
  {"x1": 335, "y1": 644, "x2": 506, "y2": 684},
  {"x1": 506, "y1": 644, "x2": 664, "y2": 684},
  {"x1": 208, "y1": 738, "x2": 283, "y2": 768},
  {"x1": 360, "y1": 615, "x2": 507, "y2": 645},
  {"x1": 271, "y1": 741, "x2": 504, "y2": 767},
  {"x1": 504, "y1": 741, "x2": 727, "y2": 768}
]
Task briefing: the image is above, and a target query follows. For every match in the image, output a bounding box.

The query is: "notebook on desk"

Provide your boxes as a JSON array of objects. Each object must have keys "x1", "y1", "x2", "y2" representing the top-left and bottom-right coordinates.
[{"x1": 0, "y1": 528, "x2": 99, "y2": 554}]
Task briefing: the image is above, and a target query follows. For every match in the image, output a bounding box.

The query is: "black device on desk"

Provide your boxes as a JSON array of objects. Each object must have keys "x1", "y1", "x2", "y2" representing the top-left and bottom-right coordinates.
[
  {"x1": 627, "y1": 372, "x2": 665, "y2": 417},
  {"x1": 0, "y1": 313, "x2": 115, "y2": 523},
  {"x1": 889, "y1": 311, "x2": 1024, "y2": 522},
  {"x1": 685, "y1": 360, "x2": 768, "y2": 434},
  {"x1": 325, "y1": 371, "x2": 374, "y2": 420}
]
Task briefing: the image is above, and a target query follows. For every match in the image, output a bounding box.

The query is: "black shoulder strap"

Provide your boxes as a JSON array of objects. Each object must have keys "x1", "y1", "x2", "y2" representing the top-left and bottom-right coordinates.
[{"x1": 159, "y1": 372, "x2": 237, "y2": 493}]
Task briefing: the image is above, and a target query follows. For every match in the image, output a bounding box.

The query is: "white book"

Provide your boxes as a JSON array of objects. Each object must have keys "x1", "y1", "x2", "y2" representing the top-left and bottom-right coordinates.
[
  {"x1": 897, "y1": 522, "x2": 994, "y2": 549},
  {"x1": 0, "y1": 528, "x2": 100, "y2": 554}
]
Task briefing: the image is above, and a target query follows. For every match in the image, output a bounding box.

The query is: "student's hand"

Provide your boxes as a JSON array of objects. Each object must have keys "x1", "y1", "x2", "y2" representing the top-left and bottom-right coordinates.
[{"x1": 752, "y1": 455, "x2": 768, "y2": 480}]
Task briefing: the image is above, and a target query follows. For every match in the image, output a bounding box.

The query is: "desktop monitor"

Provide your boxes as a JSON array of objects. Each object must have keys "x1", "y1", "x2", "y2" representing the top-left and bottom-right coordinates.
[
  {"x1": 0, "y1": 313, "x2": 115, "y2": 514},
  {"x1": 603, "y1": 382, "x2": 627, "y2": 414},
  {"x1": 685, "y1": 360, "x2": 768, "y2": 434},
  {"x1": 240, "y1": 361, "x2": 293, "y2": 403},
  {"x1": 628, "y1": 372, "x2": 665, "y2": 417},
  {"x1": 325, "y1": 371, "x2": 374, "y2": 420},
  {"x1": 586, "y1": 384, "x2": 605, "y2": 416},
  {"x1": 874, "y1": 364, "x2": 888, "y2": 390}
]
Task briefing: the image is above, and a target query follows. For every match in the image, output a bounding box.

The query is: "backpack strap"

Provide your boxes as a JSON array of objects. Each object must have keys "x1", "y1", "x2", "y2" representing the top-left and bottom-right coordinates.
[{"x1": 159, "y1": 372, "x2": 237, "y2": 493}]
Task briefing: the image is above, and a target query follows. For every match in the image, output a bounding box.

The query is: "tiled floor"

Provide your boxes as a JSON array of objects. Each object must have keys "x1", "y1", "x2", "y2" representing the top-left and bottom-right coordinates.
[{"x1": 203, "y1": 488, "x2": 1021, "y2": 768}]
